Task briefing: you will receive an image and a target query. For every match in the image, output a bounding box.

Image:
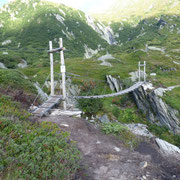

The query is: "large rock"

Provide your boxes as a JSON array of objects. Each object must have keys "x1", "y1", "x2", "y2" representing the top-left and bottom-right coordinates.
[
  {"x1": 133, "y1": 85, "x2": 180, "y2": 134},
  {"x1": 155, "y1": 138, "x2": 180, "y2": 158},
  {"x1": 106, "y1": 75, "x2": 123, "y2": 92},
  {"x1": 0, "y1": 62, "x2": 7, "y2": 69}
]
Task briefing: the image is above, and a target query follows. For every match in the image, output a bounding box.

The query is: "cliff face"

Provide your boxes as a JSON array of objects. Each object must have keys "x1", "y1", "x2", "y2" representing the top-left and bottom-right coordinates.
[{"x1": 133, "y1": 86, "x2": 180, "y2": 134}]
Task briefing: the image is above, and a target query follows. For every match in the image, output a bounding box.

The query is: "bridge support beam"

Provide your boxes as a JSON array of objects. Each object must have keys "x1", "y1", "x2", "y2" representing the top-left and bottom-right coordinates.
[
  {"x1": 60, "y1": 38, "x2": 67, "y2": 110},
  {"x1": 138, "y1": 61, "x2": 146, "y2": 82},
  {"x1": 49, "y1": 41, "x2": 54, "y2": 96}
]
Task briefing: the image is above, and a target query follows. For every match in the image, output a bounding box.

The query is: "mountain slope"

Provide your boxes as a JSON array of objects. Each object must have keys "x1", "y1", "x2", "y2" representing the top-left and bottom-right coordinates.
[
  {"x1": 0, "y1": 0, "x2": 116, "y2": 68},
  {"x1": 93, "y1": 0, "x2": 180, "y2": 23}
]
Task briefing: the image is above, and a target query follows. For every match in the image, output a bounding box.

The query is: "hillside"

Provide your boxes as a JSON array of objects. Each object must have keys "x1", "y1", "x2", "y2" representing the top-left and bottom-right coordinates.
[
  {"x1": 93, "y1": 0, "x2": 180, "y2": 23},
  {"x1": 0, "y1": 0, "x2": 117, "y2": 68}
]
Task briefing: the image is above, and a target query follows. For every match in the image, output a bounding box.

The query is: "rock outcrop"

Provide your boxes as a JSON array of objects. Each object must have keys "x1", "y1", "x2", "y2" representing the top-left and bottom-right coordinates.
[{"x1": 133, "y1": 85, "x2": 180, "y2": 134}]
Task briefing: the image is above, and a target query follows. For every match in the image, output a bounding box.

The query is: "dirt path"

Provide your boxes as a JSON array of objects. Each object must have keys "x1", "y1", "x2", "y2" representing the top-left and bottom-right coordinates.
[{"x1": 37, "y1": 115, "x2": 180, "y2": 180}]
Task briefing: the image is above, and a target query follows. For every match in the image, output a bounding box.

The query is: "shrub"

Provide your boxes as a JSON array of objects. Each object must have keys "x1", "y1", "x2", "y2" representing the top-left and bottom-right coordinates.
[
  {"x1": 147, "y1": 123, "x2": 180, "y2": 148},
  {"x1": 117, "y1": 108, "x2": 139, "y2": 123},
  {"x1": 0, "y1": 95, "x2": 30, "y2": 120},
  {"x1": 101, "y1": 122, "x2": 139, "y2": 148},
  {"x1": 77, "y1": 81, "x2": 103, "y2": 118},
  {"x1": 0, "y1": 119, "x2": 80, "y2": 179}
]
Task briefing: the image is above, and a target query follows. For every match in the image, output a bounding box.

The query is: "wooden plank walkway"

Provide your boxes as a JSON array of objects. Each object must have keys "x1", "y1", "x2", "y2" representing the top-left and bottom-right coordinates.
[{"x1": 32, "y1": 95, "x2": 63, "y2": 117}]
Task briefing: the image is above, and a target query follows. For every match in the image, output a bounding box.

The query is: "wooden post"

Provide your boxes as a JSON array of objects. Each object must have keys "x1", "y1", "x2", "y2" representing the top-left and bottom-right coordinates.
[
  {"x1": 49, "y1": 41, "x2": 54, "y2": 96},
  {"x1": 144, "y1": 61, "x2": 146, "y2": 82},
  {"x1": 59, "y1": 38, "x2": 67, "y2": 110},
  {"x1": 138, "y1": 61, "x2": 141, "y2": 82}
]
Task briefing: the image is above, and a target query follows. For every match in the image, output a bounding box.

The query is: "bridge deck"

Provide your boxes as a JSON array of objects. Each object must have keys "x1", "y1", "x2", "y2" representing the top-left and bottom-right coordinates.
[
  {"x1": 72, "y1": 82, "x2": 144, "y2": 99},
  {"x1": 32, "y1": 95, "x2": 63, "y2": 117}
]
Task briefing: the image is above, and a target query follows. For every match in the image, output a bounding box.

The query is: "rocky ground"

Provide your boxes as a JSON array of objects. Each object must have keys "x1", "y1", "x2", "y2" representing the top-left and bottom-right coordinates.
[{"x1": 36, "y1": 113, "x2": 180, "y2": 180}]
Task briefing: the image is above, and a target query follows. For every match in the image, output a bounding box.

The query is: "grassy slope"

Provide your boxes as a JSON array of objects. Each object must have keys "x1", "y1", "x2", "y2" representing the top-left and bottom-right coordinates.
[{"x1": 0, "y1": 0, "x2": 108, "y2": 68}]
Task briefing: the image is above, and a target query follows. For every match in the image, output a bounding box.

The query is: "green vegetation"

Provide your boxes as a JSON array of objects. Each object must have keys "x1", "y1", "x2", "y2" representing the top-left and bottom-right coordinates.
[
  {"x1": 0, "y1": 95, "x2": 80, "y2": 179},
  {"x1": 148, "y1": 123, "x2": 180, "y2": 148},
  {"x1": 163, "y1": 87, "x2": 180, "y2": 112},
  {"x1": 0, "y1": 69, "x2": 36, "y2": 93},
  {"x1": 101, "y1": 122, "x2": 139, "y2": 148},
  {"x1": 0, "y1": 95, "x2": 30, "y2": 120},
  {"x1": 77, "y1": 81, "x2": 103, "y2": 118}
]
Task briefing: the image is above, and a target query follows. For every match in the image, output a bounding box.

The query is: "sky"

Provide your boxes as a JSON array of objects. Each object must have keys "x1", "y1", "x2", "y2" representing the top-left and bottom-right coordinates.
[{"x1": 0, "y1": 0, "x2": 116, "y2": 13}]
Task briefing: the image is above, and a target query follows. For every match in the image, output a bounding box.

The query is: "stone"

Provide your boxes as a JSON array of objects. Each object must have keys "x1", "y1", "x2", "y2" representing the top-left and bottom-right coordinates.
[
  {"x1": 140, "y1": 161, "x2": 148, "y2": 169},
  {"x1": 106, "y1": 75, "x2": 123, "y2": 92},
  {"x1": 17, "y1": 59, "x2": 28, "y2": 68},
  {"x1": 132, "y1": 86, "x2": 180, "y2": 134},
  {"x1": 60, "y1": 124, "x2": 69, "y2": 127},
  {"x1": 0, "y1": 62, "x2": 7, "y2": 69},
  {"x1": 98, "y1": 114, "x2": 110, "y2": 123},
  {"x1": 125, "y1": 123, "x2": 154, "y2": 138},
  {"x1": 155, "y1": 138, "x2": 180, "y2": 157},
  {"x1": 114, "y1": 147, "x2": 121, "y2": 152},
  {"x1": 150, "y1": 73, "x2": 157, "y2": 76}
]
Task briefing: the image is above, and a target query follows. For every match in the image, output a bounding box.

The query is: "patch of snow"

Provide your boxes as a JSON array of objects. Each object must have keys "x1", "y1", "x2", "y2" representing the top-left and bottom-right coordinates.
[
  {"x1": 84, "y1": 44, "x2": 98, "y2": 59},
  {"x1": 173, "y1": 61, "x2": 180, "y2": 65},
  {"x1": 98, "y1": 54, "x2": 115, "y2": 61},
  {"x1": 148, "y1": 46, "x2": 165, "y2": 53},
  {"x1": 17, "y1": 59, "x2": 27, "y2": 68},
  {"x1": 2, "y1": 39, "x2": 12, "y2": 46},
  {"x1": 98, "y1": 53, "x2": 115, "y2": 67},
  {"x1": 59, "y1": 8, "x2": 66, "y2": 16},
  {"x1": 2, "y1": 52, "x2": 8, "y2": 55},
  {"x1": 54, "y1": 14, "x2": 65, "y2": 26},
  {"x1": 125, "y1": 123, "x2": 154, "y2": 138},
  {"x1": 0, "y1": 62, "x2": 7, "y2": 69},
  {"x1": 100, "y1": 61, "x2": 112, "y2": 67}
]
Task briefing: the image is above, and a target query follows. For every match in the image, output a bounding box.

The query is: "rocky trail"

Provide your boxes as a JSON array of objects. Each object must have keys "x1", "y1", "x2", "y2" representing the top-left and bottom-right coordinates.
[{"x1": 36, "y1": 113, "x2": 180, "y2": 180}]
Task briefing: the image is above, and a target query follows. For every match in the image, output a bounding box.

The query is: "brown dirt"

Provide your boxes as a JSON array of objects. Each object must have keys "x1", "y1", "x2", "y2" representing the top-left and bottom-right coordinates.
[
  {"x1": 36, "y1": 115, "x2": 180, "y2": 180},
  {"x1": 0, "y1": 87, "x2": 37, "y2": 108}
]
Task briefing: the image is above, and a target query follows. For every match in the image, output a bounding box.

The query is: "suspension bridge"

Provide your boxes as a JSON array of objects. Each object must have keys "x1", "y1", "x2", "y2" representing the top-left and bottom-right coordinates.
[{"x1": 32, "y1": 38, "x2": 146, "y2": 117}]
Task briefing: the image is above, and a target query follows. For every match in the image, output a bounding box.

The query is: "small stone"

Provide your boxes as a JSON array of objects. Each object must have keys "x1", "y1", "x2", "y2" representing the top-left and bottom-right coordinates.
[
  {"x1": 89, "y1": 120, "x2": 95, "y2": 123},
  {"x1": 172, "y1": 175, "x2": 176, "y2": 178},
  {"x1": 96, "y1": 141, "x2": 101, "y2": 144},
  {"x1": 60, "y1": 124, "x2": 69, "y2": 127},
  {"x1": 150, "y1": 73, "x2": 156, "y2": 76},
  {"x1": 98, "y1": 114, "x2": 110, "y2": 123},
  {"x1": 142, "y1": 176, "x2": 147, "y2": 180},
  {"x1": 114, "y1": 147, "x2": 121, "y2": 152},
  {"x1": 140, "y1": 161, "x2": 148, "y2": 169}
]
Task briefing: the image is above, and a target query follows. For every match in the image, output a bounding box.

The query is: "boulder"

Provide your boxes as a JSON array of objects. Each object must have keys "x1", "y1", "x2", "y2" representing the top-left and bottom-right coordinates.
[
  {"x1": 133, "y1": 86, "x2": 180, "y2": 134},
  {"x1": 98, "y1": 114, "x2": 110, "y2": 123},
  {"x1": 155, "y1": 138, "x2": 180, "y2": 157}
]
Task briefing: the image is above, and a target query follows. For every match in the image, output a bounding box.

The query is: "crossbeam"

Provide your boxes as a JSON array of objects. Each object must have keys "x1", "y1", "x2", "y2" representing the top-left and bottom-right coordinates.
[{"x1": 47, "y1": 47, "x2": 64, "y2": 53}]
